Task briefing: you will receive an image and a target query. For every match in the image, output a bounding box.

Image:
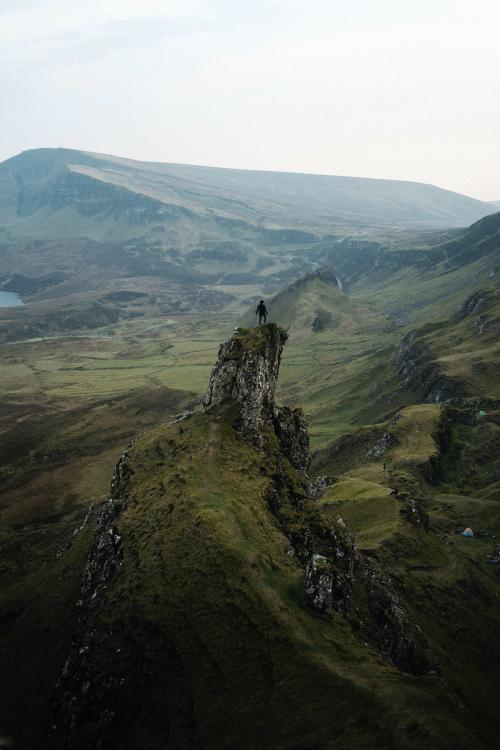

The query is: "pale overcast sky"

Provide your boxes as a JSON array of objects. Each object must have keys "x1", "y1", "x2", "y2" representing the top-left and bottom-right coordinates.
[{"x1": 1, "y1": 0, "x2": 499, "y2": 200}]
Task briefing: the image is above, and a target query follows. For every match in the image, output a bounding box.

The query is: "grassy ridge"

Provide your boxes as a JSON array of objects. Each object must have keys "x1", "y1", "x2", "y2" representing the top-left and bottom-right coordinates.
[
  {"x1": 0, "y1": 384, "x2": 194, "y2": 748},
  {"x1": 51, "y1": 405, "x2": 486, "y2": 749}
]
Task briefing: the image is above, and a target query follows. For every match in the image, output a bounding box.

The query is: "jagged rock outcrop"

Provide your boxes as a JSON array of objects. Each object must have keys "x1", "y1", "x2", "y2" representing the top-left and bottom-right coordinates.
[
  {"x1": 304, "y1": 519, "x2": 356, "y2": 616},
  {"x1": 300, "y1": 508, "x2": 429, "y2": 674},
  {"x1": 366, "y1": 412, "x2": 400, "y2": 458},
  {"x1": 203, "y1": 324, "x2": 286, "y2": 438},
  {"x1": 52, "y1": 448, "x2": 134, "y2": 749},
  {"x1": 357, "y1": 559, "x2": 429, "y2": 675},
  {"x1": 273, "y1": 405, "x2": 310, "y2": 472},
  {"x1": 460, "y1": 289, "x2": 490, "y2": 318},
  {"x1": 203, "y1": 324, "x2": 311, "y2": 474},
  {"x1": 206, "y1": 326, "x2": 312, "y2": 479},
  {"x1": 397, "y1": 330, "x2": 458, "y2": 403}
]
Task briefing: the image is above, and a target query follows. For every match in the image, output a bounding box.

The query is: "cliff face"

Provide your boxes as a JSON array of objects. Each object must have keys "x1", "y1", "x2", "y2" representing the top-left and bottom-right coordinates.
[
  {"x1": 51, "y1": 324, "x2": 473, "y2": 750},
  {"x1": 53, "y1": 450, "x2": 132, "y2": 747},
  {"x1": 397, "y1": 330, "x2": 460, "y2": 403},
  {"x1": 17, "y1": 168, "x2": 191, "y2": 223},
  {"x1": 203, "y1": 325, "x2": 310, "y2": 472},
  {"x1": 203, "y1": 325, "x2": 288, "y2": 441}
]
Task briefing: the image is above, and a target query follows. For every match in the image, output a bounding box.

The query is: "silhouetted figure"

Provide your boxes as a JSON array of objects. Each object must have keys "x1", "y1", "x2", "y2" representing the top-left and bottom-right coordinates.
[{"x1": 255, "y1": 299, "x2": 268, "y2": 325}]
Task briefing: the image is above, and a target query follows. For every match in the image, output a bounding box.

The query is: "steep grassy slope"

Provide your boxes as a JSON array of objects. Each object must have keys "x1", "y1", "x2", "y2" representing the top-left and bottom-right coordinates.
[
  {"x1": 0, "y1": 384, "x2": 195, "y2": 750},
  {"x1": 49, "y1": 409, "x2": 478, "y2": 749},
  {"x1": 423, "y1": 289, "x2": 500, "y2": 397},
  {"x1": 42, "y1": 326, "x2": 498, "y2": 749},
  {"x1": 269, "y1": 214, "x2": 500, "y2": 444},
  {"x1": 316, "y1": 400, "x2": 500, "y2": 730}
]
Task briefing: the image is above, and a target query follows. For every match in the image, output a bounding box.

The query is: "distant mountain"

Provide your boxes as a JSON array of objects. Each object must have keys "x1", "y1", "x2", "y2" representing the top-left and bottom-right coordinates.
[
  {"x1": 0, "y1": 148, "x2": 495, "y2": 237},
  {"x1": 313, "y1": 210, "x2": 500, "y2": 291},
  {"x1": 243, "y1": 267, "x2": 384, "y2": 340}
]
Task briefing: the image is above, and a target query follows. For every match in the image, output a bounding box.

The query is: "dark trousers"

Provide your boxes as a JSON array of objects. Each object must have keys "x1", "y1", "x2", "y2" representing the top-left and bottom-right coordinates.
[{"x1": 258, "y1": 313, "x2": 267, "y2": 325}]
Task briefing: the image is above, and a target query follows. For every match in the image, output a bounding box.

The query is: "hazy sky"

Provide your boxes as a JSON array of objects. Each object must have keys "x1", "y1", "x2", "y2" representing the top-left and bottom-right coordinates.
[{"x1": 1, "y1": 0, "x2": 499, "y2": 200}]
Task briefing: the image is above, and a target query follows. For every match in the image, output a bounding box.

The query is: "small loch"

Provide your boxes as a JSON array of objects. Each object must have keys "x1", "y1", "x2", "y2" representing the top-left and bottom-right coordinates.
[{"x1": 0, "y1": 291, "x2": 24, "y2": 308}]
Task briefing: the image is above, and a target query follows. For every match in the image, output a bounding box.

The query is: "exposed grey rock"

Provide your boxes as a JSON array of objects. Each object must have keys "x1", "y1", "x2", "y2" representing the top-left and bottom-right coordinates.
[
  {"x1": 401, "y1": 497, "x2": 430, "y2": 528},
  {"x1": 273, "y1": 405, "x2": 311, "y2": 473},
  {"x1": 304, "y1": 528, "x2": 356, "y2": 616},
  {"x1": 460, "y1": 290, "x2": 489, "y2": 318},
  {"x1": 204, "y1": 324, "x2": 312, "y2": 486},
  {"x1": 358, "y1": 559, "x2": 429, "y2": 675},
  {"x1": 366, "y1": 412, "x2": 400, "y2": 458},
  {"x1": 52, "y1": 449, "x2": 133, "y2": 749},
  {"x1": 309, "y1": 475, "x2": 332, "y2": 500},
  {"x1": 305, "y1": 554, "x2": 333, "y2": 611},
  {"x1": 397, "y1": 330, "x2": 458, "y2": 403},
  {"x1": 303, "y1": 507, "x2": 429, "y2": 675},
  {"x1": 169, "y1": 409, "x2": 194, "y2": 423},
  {"x1": 203, "y1": 324, "x2": 288, "y2": 444},
  {"x1": 472, "y1": 315, "x2": 489, "y2": 336}
]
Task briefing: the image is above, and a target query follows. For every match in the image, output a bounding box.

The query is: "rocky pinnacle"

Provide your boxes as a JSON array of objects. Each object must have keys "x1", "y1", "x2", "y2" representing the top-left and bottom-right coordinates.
[{"x1": 204, "y1": 324, "x2": 286, "y2": 436}]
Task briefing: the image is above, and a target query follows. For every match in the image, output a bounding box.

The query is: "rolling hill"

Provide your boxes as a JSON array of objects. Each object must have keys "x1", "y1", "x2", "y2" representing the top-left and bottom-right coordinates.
[{"x1": 0, "y1": 149, "x2": 495, "y2": 241}]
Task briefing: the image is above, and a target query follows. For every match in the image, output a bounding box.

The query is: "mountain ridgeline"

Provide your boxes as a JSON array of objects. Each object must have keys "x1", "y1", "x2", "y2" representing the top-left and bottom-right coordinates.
[
  {"x1": 0, "y1": 148, "x2": 495, "y2": 234},
  {"x1": 48, "y1": 325, "x2": 500, "y2": 750},
  {"x1": 0, "y1": 147, "x2": 499, "y2": 345}
]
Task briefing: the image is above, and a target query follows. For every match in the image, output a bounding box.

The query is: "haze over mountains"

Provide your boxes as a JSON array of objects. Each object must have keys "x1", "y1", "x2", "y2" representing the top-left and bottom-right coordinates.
[
  {"x1": 0, "y1": 148, "x2": 495, "y2": 238},
  {"x1": 0, "y1": 147, "x2": 498, "y2": 344}
]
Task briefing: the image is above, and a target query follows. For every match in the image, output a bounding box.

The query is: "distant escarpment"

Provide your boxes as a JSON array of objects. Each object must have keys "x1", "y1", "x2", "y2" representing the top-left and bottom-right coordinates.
[
  {"x1": 52, "y1": 325, "x2": 470, "y2": 750},
  {"x1": 18, "y1": 168, "x2": 195, "y2": 224},
  {"x1": 2, "y1": 147, "x2": 494, "y2": 230}
]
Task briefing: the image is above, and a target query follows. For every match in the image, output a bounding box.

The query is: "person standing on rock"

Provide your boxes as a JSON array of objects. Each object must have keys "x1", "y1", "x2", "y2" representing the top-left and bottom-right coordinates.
[{"x1": 256, "y1": 299, "x2": 268, "y2": 325}]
